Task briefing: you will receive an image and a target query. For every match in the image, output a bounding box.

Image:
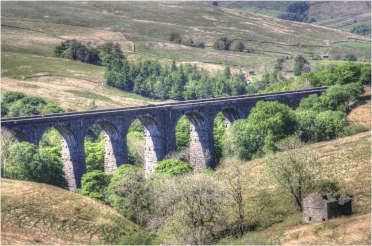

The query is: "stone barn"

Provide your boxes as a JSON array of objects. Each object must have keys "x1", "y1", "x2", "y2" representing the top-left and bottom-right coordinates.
[
  {"x1": 303, "y1": 193, "x2": 352, "y2": 223},
  {"x1": 321, "y1": 54, "x2": 329, "y2": 59}
]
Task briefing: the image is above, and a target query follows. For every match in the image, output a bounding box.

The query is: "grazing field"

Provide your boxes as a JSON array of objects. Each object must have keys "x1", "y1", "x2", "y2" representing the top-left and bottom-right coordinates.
[
  {"x1": 2, "y1": 1, "x2": 370, "y2": 69},
  {"x1": 312, "y1": 14, "x2": 357, "y2": 26},
  {"x1": 336, "y1": 19, "x2": 372, "y2": 32},
  {"x1": 331, "y1": 41, "x2": 371, "y2": 53},
  {"x1": 1, "y1": 76, "x2": 160, "y2": 111}
]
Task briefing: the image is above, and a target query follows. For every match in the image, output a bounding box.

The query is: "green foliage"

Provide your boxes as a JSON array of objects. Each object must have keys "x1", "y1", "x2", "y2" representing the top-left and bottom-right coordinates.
[
  {"x1": 107, "y1": 166, "x2": 149, "y2": 225},
  {"x1": 52, "y1": 45, "x2": 65, "y2": 58},
  {"x1": 357, "y1": 63, "x2": 371, "y2": 85},
  {"x1": 213, "y1": 37, "x2": 233, "y2": 50},
  {"x1": 76, "y1": 170, "x2": 112, "y2": 202},
  {"x1": 175, "y1": 116, "x2": 190, "y2": 151},
  {"x1": 213, "y1": 112, "x2": 226, "y2": 164},
  {"x1": 20, "y1": 96, "x2": 47, "y2": 106},
  {"x1": 313, "y1": 178, "x2": 340, "y2": 195},
  {"x1": 6, "y1": 142, "x2": 68, "y2": 189},
  {"x1": 344, "y1": 54, "x2": 357, "y2": 61},
  {"x1": 168, "y1": 32, "x2": 182, "y2": 43},
  {"x1": 350, "y1": 24, "x2": 371, "y2": 36},
  {"x1": 248, "y1": 101, "x2": 297, "y2": 152},
  {"x1": 2, "y1": 91, "x2": 26, "y2": 104},
  {"x1": 294, "y1": 55, "x2": 309, "y2": 76},
  {"x1": 224, "y1": 119, "x2": 263, "y2": 160},
  {"x1": 84, "y1": 139, "x2": 105, "y2": 172},
  {"x1": 340, "y1": 121, "x2": 369, "y2": 137},
  {"x1": 120, "y1": 230, "x2": 158, "y2": 245},
  {"x1": 313, "y1": 110, "x2": 346, "y2": 141},
  {"x1": 235, "y1": 41, "x2": 245, "y2": 52},
  {"x1": 154, "y1": 159, "x2": 193, "y2": 175}
]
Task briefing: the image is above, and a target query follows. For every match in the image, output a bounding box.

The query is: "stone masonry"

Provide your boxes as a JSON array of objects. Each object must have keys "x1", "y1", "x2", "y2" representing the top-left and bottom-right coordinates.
[{"x1": 1, "y1": 87, "x2": 328, "y2": 191}]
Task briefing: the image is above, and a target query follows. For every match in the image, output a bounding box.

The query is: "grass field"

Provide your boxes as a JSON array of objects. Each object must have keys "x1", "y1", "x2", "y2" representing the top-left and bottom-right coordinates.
[
  {"x1": 1, "y1": 1, "x2": 371, "y2": 70},
  {"x1": 312, "y1": 14, "x2": 357, "y2": 26},
  {"x1": 1, "y1": 76, "x2": 160, "y2": 111},
  {"x1": 336, "y1": 19, "x2": 372, "y2": 32},
  {"x1": 331, "y1": 41, "x2": 371, "y2": 53},
  {"x1": 1, "y1": 178, "x2": 144, "y2": 245}
]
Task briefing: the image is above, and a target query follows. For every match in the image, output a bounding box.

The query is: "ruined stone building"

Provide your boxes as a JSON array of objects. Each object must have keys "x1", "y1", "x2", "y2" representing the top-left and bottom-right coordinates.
[{"x1": 303, "y1": 192, "x2": 352, "y2": 223}]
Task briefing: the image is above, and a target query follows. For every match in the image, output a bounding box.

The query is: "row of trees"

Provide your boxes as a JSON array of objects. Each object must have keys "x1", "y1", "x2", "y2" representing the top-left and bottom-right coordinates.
[
  {"x1": 1, "y1": 91, "x2": 65, "y2": 118},
  {"x1": 350, "y1": 24, "x2": 371, "y2": 36},
  {"x1": 278, "y1": 2, "x2": 316, "y2": 23},
  {"x1": 105, "y1": 58, "x2": 247, "y2": 100},
  {"x1": 52, "y1": 40, "x2": 124, "y2": 65},
  {"x1": 168, "y1": 32, "x2": 205, "y2": 48}
]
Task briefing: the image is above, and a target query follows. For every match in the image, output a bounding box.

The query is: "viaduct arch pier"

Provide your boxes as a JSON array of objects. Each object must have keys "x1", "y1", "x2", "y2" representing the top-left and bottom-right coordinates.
[{"x1": 1, "y1": 87, "x2": 328, "y2": 191}]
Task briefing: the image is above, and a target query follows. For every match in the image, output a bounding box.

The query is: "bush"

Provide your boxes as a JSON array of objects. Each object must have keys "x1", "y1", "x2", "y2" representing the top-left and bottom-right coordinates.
[
  {"x1": 169, "y1": 32, "x2": 182, "y2": 43},
  {"x1": 340, "y1": 121, "x2": 369, "y2": 137},
  {"x1": 344, "y1": 54, "x2": 357, "y2": 61},
  {"x1": 21, "y1": 96, "x2": 47, "y2": 106},
  {"x1": 2, "y1": 91, "x2": 26, "y2": 104},
  {"x1": 313, "y1": 178, "x2": 340, "y2": 194},
  {"x1": 213, "y1": 37, "x2": 233, "y2": 50},
  {"x1": 154, "y1": 159, "x2": 193, "y2": 175},
  {"x1": 76, "y1": 170, "x2": 112, "y2": 202}
]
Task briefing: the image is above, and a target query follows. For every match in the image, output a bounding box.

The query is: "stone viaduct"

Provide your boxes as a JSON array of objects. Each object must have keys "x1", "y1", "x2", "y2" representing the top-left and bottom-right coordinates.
[{"x1": 1, "y1": 87, "x2": 328, "y2": 192}]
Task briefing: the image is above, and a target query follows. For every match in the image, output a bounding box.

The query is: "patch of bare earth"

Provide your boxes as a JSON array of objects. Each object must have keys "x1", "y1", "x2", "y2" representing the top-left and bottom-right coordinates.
[{"x1": 347, "y1": 100, "x2": 371, "y2": 128}]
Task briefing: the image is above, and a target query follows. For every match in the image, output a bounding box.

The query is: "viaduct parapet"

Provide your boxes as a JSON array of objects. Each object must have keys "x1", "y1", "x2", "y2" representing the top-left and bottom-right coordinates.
[{"x1": 1, "y1": 87, "x2": 328, "y2": 192}]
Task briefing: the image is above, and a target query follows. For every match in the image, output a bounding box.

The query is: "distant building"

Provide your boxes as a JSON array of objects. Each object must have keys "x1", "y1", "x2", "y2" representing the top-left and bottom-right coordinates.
[
  {"x1": 303, "y1": 193, "x2": 352, "y2": 223},
  {"x1": 321, "y1": 55, "x2": 329, "y2": 59},
  {"x1": 248, "y1": 71, "x2": 255, "y2": 75},
  {"x1": 282, "y1": 55, "x2": 289, "y2": 60}
]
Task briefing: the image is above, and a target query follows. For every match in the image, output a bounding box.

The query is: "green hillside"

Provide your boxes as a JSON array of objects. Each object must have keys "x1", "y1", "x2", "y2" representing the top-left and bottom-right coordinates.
[{"x1": 2, "y1": 1, "x2": 371, "y2": 69}]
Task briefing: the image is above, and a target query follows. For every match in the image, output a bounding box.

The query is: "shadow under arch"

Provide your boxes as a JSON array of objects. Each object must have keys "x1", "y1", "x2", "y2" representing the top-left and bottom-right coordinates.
[
  {"x1": 2, "y1": 128, "x2": 31, "y2": 143},
  {"x1": 130, "y1": 115, "x2": 163, "y2": 178},
  {"x1": 184, "y1": 111, "x2": 208, "y2": 128}
]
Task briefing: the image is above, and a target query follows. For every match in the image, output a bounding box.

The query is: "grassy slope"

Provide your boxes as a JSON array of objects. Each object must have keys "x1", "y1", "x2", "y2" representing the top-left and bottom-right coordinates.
[
  {"x1": 1, "y1": 178, "x2": 144, "y2": 245},
  {"x1": 2, "y1": 1, "x2": 371, "y2": 68}
]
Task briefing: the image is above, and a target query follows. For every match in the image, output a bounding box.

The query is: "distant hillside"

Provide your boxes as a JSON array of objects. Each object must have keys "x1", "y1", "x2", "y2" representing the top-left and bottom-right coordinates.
[{"x1": 2, "y1": 1, "x2": 371, "y2": 71}]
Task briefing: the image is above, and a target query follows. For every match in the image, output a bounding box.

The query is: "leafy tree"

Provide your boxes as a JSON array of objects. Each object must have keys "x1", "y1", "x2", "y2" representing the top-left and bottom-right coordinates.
[
  {"x1": 169, "y1": 32, "x2": 182, "y2": 43},
  {"x1": 358, "y1": 63, "x2": 372, "y2": 85},
  {"x1": 52, "y1": 45, "x2": 66, "y2": 57},
  {"x1": 154, "y1": 159, "x2": 193, "y2": 175},
  {"x1": 175, "y1": 116, "x2": 190, "y2": 151},
  {"x1": 76, "y1": 170, "x2": 112, "y2": 202},
  {"x1": 7, "y1": 142, "x2": 68, "y2": 189},
  {"x1": 343, "y1": 54, "x2": 357, "y2": 61},
  {"x1": 107, "y1": 166, "x2": 149, "y2": 225},
  {"x1": 320, "y1": 86, "x2": 349, "y2": 111},
  {"x1": 224, "y1": 119, "x2": 263, "y2": 160},
  {"x1": 263, "y1": 135, "x2": 322, "y2": 212},
  {"x1": 2, "y1": 91, "x2": 26, "y2": 104},
  {"x1": 248, "y1": 101, "x2": 297, "y2": 152},
  {"x1": 85, "y1": 139, "x2": 105, "y2": 172},
  {"x1": 1, "y1": 103, "x2": 9, "y2": 117},
  {"x1": 314, "y1": 110, "x2": 346, "y2": 141},
  {"x1": 294, "y1": 55, "x2": 309, "y2": 76},
  {"x1": 213, "y1": 37, "x2": 233, "y2": 50},
  {"x1": 120, "y1": 231, "x2": 157, "y2": 245},
  {"x1": 336, "y1": 61, "x2": 361, "y2": 85},
  {"x1": 213, "y1": 112, "x2": 226, "y2": 164},
  {"x1": 235, "y1": 41, "x2": 245, "y2": 52}
]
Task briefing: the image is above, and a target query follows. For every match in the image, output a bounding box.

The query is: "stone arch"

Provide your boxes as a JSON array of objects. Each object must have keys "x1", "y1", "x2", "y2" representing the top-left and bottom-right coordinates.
[
  {"x1": 84, "y1": 120, "x2": 124, "y2": 174},
  {"x1": 129, "y1": 116, "x2": 163, "y2": 178},
  {"x1": 1, "y1": 128, "x2": 31, "y2": 143},
  {"x1": 213, "y1": 107, "x2": 244, "y2": 134},
  {"x1": 39, "y1": 124, "x2": 82, "y2": 192},
  {"x1": 175, "y1": 111, "x2": 214, "y2": 173}
]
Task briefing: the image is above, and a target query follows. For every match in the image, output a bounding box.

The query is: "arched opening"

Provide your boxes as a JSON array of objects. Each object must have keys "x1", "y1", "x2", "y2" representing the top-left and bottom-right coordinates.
[
  {"x1": 84, "y1": 121, "x2": 123, "y2": 175},
  {"x1": 213, "y1": 108, "x2": 243, "y2": 165},
  {"x1": 173, "y1": 111, "x2": 214, "y2": 173},
  {"x1": 126, "y1": 116, "x2": 163, "y2": 178},
  {"x1": 39, "y1": 124, "x2": 82, "y2": 192}
]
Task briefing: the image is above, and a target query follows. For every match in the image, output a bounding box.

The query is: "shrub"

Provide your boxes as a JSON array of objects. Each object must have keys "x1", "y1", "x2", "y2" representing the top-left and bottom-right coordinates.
[
  {"x1": 154, "y1": 159, "x2": 193, "y2": 175},
  {"x1": 344, "y1": 54, "x2": 357, "y2": 61},
  {"x1": 169, "y1": 32, "x2": 182, "y2": 43},
  {"x1": 2, "y1": 91, "x2": 26, "y2": 104},
  {"x1": 340, "y1": 121, "x2": 369, "y2": 137},
  {"x1": 21, "y1": 96, "x2": 47, "y2": 106},
  {"x1": 76, "y1": 170, "x2": 113, "y2": 202},
  {"x1": 213, "y1": 37, "x2": 233, "y2": 50}
]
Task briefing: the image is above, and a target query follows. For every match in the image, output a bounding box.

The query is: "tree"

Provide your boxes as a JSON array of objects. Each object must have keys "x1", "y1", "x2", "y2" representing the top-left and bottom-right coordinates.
[
  {"x1": 235, "y1": 41, "x2": 245, "y2": 52},
  {"x1": 107, "y1": 167, "x2": 149, "y2": 225},
  {"x1": 175, "y1": 116, "x2": 190, "y2": 151},
  {"x1": 169, "y1": 32, "x2": 182, "y2": 43},
  {"x1": 155, "y1": 159, "x2": 193, "y2": 175},
  {"x1": 213, "y1": 37, "x2": 233, "y2": 50},
  {"x1": 1, "y1": 129, "x2": 17, "y2": 177},
  {"x1": 248, "y1": 101, "x2": 297, "y2": 152},
  {"x1": 159, "y1": 174, "x2": 227, "y2": 245},
  {"x1": 2, "y1": 91, "x2": 26, "y2": 104},
  {"x1": 314, "y1": 110, "x2": 346, "y2": 141},
  {"x1": 7, "y1": 142, "x2": 68, "y2": 189},
  {"x1": 84, "y1": 139, "x2": 105, "y2": 172},
  {"x1": 263, "y1": 135, "x2": 322, "y2": 212},
  {"x1": 224, "y1": 119, "x2": 264, "y2": 160},
  {"x1": 344, "y1": 54, "x2": 357, "y2": 61},
  {"x1": 76, "y1": 170, "x2": 112, "y2": 202},
  {"x1": 294, "y1": 55, "x2": 309, "y2": 76}
]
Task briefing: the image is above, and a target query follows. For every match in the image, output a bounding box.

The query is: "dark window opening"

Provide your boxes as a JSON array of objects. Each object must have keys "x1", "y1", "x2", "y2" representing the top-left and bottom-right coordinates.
[
  {"x1": 322, "y1": 218, "x2": 325, "y2": 221},
  {"x1": 309, "y1": 217, "x2": 311, "y2": 221}
]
